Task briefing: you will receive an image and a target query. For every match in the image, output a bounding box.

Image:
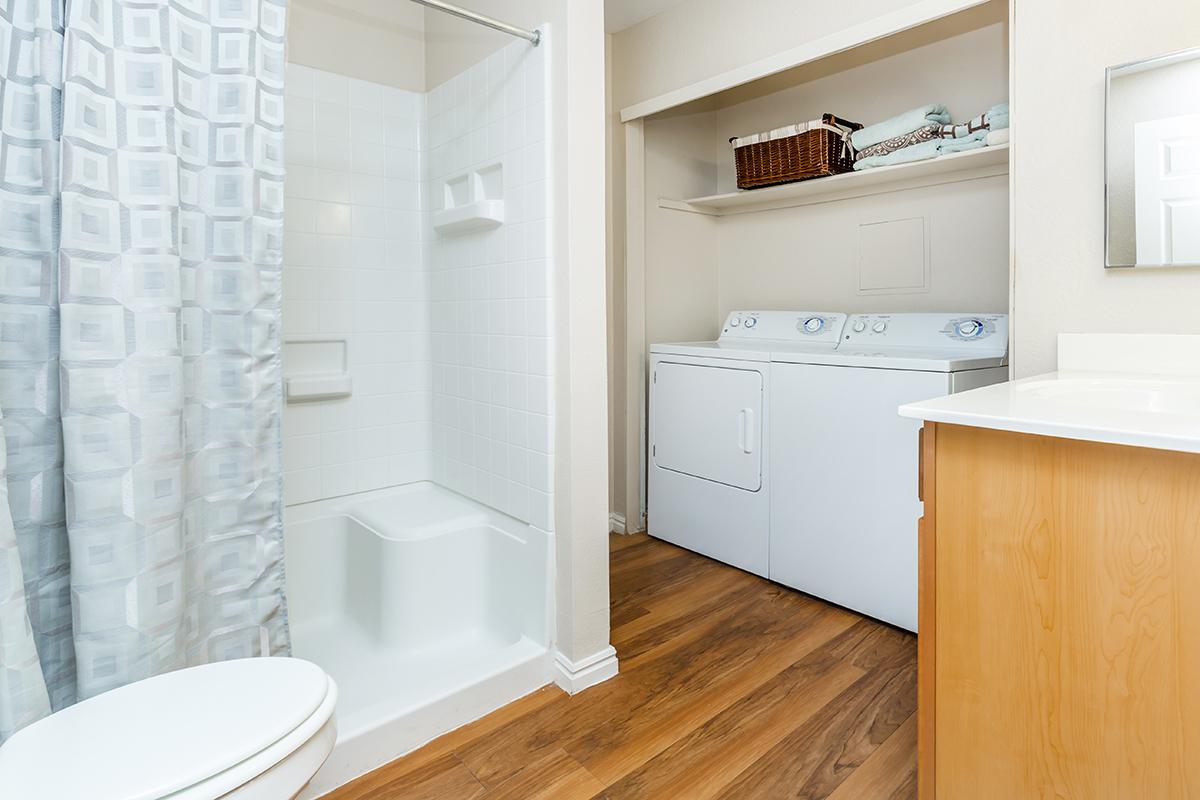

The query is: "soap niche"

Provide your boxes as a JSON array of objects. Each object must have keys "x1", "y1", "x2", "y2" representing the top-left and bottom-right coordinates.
[
  {"x1": 283, "y1": 337, "x2": 352, "y2": 402},
  {"x1": 433, "y1": 163, "x2": 504, "y2": 235}
]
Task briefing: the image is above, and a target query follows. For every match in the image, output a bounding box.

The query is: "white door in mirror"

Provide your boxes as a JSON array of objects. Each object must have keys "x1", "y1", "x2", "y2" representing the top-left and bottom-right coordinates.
[{"x1": 1135, "y1": 113, "x2": 1200, "y2": 265}]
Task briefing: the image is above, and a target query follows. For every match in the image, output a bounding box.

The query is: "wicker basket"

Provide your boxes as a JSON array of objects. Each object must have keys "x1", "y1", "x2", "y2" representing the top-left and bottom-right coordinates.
[{"x1": 730, "y1": 114, "x2": 862, "y2": 190}]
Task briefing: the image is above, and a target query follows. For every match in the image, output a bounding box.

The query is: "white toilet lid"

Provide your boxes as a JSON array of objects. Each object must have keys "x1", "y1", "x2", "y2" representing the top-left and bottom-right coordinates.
[{"x1": 0, "y1": 657, "x2": 332, "y2": 800}]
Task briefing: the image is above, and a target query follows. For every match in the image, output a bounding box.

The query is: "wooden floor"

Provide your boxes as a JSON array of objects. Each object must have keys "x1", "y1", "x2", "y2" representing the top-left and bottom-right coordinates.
[{"x1": 326, "y1": 533, "x2": 918, "y2": 800}]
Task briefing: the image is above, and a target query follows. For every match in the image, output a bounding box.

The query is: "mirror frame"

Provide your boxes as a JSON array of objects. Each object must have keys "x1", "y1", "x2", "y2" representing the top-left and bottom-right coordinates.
[{"x1": 1104, "y1": 45, "x2": 1200, "y2": 269}]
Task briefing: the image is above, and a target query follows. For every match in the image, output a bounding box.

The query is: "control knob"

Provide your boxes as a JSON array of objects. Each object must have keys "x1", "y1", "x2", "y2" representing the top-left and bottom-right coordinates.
[
  {"x1": 852, "y1": 320, "x2": 867, "y2": 333},
  {"x1": 801, "y1": 316, "x2": 824, "y2": 333},
  {"x1": 872, "y1": 320, "x2": 888, "y2": 333},
  {"x1": 956, "y1": 319, "x2": 984, "y2": 338},
  {"x1": 744, "y1": 316, "x2": 757, "y2": 329}
]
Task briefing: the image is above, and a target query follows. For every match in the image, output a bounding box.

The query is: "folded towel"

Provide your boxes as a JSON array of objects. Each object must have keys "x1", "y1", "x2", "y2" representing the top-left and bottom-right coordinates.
[
  {"x1": 931, "y1": 102, "x2": 1009, "y2": 140},
  {"x1": 941, "y1": 130, "x2": 990, "y2": 153},
  {"x1": 854, "y1": 100, "x2": 1009, "y2": 166},
  {"x1": 985, "y1": 128, "x2": 1010, "y2": 147},
  {"x1": 856, "y1": 100, "x2": 1011, "y2": 160},
  {"x1": 986, "y1": 102, "x2": 1009, "y2": 131},
  {"x1": 856, "y1": 125, "x2": 940, "y2": 160},
  {"x1": 853, "y1": 129, "x2": 988, "y2": 170},
  {"x1": 850, "y1": 104, "x2": 950, "y2": 151}
]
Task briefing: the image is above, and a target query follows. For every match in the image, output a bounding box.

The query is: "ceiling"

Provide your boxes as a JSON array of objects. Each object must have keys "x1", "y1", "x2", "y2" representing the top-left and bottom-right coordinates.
[{"x1": 605, "y1": 0, "x2": 691, "y2": 33}]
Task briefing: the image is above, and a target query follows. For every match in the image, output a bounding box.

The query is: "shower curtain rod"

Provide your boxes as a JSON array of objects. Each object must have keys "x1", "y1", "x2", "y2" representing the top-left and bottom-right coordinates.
[{"x1": 410, "y1": 0, "x2": 541, "y2": 46}]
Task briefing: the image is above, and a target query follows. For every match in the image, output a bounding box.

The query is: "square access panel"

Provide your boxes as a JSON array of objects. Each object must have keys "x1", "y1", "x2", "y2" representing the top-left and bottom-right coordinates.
[{"x1": 858, "y1": 216, "x2": 929, "y2": 295}]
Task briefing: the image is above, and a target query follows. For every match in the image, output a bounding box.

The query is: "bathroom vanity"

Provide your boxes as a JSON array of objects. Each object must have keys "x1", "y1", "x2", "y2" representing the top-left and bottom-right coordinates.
[{"x1": 902, "y1": 335, "x2": 1200, "y2": 799}]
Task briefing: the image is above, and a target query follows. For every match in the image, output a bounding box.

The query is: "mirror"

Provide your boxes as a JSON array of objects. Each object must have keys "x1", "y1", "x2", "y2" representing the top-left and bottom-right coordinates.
[{"x1": 1105, "y1": 48, "x2": 1200, "y2": 268}]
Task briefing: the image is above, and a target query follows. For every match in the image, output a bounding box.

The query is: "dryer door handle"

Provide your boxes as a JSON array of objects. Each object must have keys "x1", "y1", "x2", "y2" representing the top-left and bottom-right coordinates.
[{"x1": 738, "y1": 408, "x2": 756, "y2": 454}]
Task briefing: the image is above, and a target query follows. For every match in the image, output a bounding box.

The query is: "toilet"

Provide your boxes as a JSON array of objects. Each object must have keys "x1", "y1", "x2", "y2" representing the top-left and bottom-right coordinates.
[{"x1": 0, "y1": 657, "x2": 337, "y2": 800}]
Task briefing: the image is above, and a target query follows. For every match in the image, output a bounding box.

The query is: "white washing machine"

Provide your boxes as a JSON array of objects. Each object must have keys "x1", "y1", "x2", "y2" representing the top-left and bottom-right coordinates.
[
  {"x1": 648, "y1": 310, "x2": 848, "y2": 576},
  {"x1": 769, "y1": 312, "x2": 1009, "y2": 631}
]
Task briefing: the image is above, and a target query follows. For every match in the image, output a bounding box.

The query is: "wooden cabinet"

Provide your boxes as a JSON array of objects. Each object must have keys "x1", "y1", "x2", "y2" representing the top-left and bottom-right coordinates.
[{"x1": 918, "y1": 422, "x2": 1200, "y2": 799}]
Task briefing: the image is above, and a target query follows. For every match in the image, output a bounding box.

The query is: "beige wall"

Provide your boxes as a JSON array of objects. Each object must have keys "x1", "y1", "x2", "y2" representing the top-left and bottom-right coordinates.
[
  {"x1": 423, "y1": 4, "x2": 507, "y2": 88},
  {"x1": 555, "y1": 0, "x2": 612, "y2": 670},
  {"x1": 1011, "y1": 0, "x2": 1200, "y2": 376},
  {"x1": 287, "y1": 0, "x2": 425, "y2": 90},
  {"x1": 716, "y1": 178, "x2": 1009, "y2": 316},
  {"x1": 286, "y1": 0, "x2": 546, "y2": 95},
  {"x1": 605, "y1": 33, "x2": 627, "y2": 531},
  {"x1": 423, "y1": 1, "x2": 549, "y2": 88},
  {"x1": 643, "y1": 110, "x2": 721, "y2": 347}
]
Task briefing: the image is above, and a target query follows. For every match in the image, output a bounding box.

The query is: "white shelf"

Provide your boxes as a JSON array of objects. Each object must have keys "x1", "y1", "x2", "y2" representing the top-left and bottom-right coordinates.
[
  {"x1": 433, "y1": 200, "x2": 504, "y2": 235},
  {"x1": 660, "y1": 144, "x2": 1009, "y2": 217},
  {"x1": 286, "y1": 373, "x2": 353, "y2": 402},
  {"x1": 434, "y1": 164, "x2": 505, "y2": 236}
]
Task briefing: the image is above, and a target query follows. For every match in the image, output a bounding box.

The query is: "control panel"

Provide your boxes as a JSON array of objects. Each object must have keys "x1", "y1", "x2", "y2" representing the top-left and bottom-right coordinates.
[
  {"x1": 841, "y1": 313, "x2": 1009, "y2": 351},
  {"x1": 720, "y1": 311, "x2": 848, "y2": 343}
]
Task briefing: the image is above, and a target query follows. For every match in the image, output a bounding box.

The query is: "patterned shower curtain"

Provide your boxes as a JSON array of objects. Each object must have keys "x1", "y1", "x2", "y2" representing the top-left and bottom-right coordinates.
[{"x1": 0, "y1": 0, "x2": 290, "y2": 741}]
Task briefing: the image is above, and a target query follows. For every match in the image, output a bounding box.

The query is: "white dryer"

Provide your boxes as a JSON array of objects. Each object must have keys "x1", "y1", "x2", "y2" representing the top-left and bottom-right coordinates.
[
  {"x1": 649, "y1": 311, "x2": 847, "y2": 576},
  {"x1": 769, "y1": 312, "x2": 1009, "y2": 631}
]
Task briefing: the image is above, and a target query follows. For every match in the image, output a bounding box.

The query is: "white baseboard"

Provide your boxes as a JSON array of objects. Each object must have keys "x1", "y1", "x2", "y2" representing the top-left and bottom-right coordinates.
[
  {"x1": 609, "y1": 512, "x2": 626, "y2": 534},
  {"x1": 552, "y1": 645, "x2": 618, "y2": 694}
]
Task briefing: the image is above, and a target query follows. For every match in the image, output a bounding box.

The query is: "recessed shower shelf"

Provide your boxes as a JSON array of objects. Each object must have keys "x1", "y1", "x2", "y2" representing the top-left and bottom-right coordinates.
[
  {"x1": 283, "y1": 337, "x2": 352, "y2": 402},
  {"x1": 660, "y1": 145, "x2": 1010, "y2": 217}
]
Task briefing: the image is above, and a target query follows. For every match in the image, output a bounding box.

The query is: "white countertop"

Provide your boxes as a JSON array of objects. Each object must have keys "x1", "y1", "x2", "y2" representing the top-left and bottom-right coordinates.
[{"x1": 899, "y1": 370, "x2": 1200, "y2": 454}]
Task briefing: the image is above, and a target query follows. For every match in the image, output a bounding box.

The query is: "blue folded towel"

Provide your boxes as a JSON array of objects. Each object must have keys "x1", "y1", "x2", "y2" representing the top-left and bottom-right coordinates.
[
  {"x1": 942, "y1": 130, "x2": 991, "y2": 153},
  {"x1": 986, "y1": 102, "x2": 1009, "y2": 131},
  {"x1": 853, "y1": 129, "x2": 988, "y2": 170},
  {"x1": 934, "y1": 103, "x2": 1009, "y2": 140},
  {"x1": 850, "y1": 104, "x2": 950, "y2": 151}
]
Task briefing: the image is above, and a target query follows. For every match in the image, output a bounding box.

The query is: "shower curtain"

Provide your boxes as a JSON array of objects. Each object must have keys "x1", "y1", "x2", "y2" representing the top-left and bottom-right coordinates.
[{"x1": 0, "y1": 0, "x2": 290, "y2": 741}]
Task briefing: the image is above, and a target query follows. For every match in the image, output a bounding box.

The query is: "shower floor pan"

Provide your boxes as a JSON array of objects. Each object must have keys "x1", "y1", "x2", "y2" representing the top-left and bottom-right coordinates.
[{"x1": 284, "y1": 482, "x2": 552, "y2": 798}]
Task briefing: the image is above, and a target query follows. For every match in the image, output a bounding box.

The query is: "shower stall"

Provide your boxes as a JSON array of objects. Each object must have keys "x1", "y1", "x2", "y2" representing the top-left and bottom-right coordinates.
[{"x1": 279, "y1": 6, "x2": 555, "y2": 795}]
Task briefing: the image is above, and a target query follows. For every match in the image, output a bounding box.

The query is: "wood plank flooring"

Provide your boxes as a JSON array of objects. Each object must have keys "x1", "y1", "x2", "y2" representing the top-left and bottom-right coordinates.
[{"x1": 325, "y1": 533, "x2": 917, "y2": 800}]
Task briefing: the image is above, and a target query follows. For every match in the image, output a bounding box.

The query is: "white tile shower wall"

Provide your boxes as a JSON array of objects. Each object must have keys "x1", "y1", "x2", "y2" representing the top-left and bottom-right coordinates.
[
  {"x1": 427, "y1": 39, "x2": 554, "y2": 530},
  {"x1": 282, "y1": 64, "x2": 432, "y2": 506}
]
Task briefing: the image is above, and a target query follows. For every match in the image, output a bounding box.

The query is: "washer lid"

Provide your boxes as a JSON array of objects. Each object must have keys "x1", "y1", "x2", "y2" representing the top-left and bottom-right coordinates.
[{"x1": 0, "y1": 657, "x2": 331, "y2": 800}]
